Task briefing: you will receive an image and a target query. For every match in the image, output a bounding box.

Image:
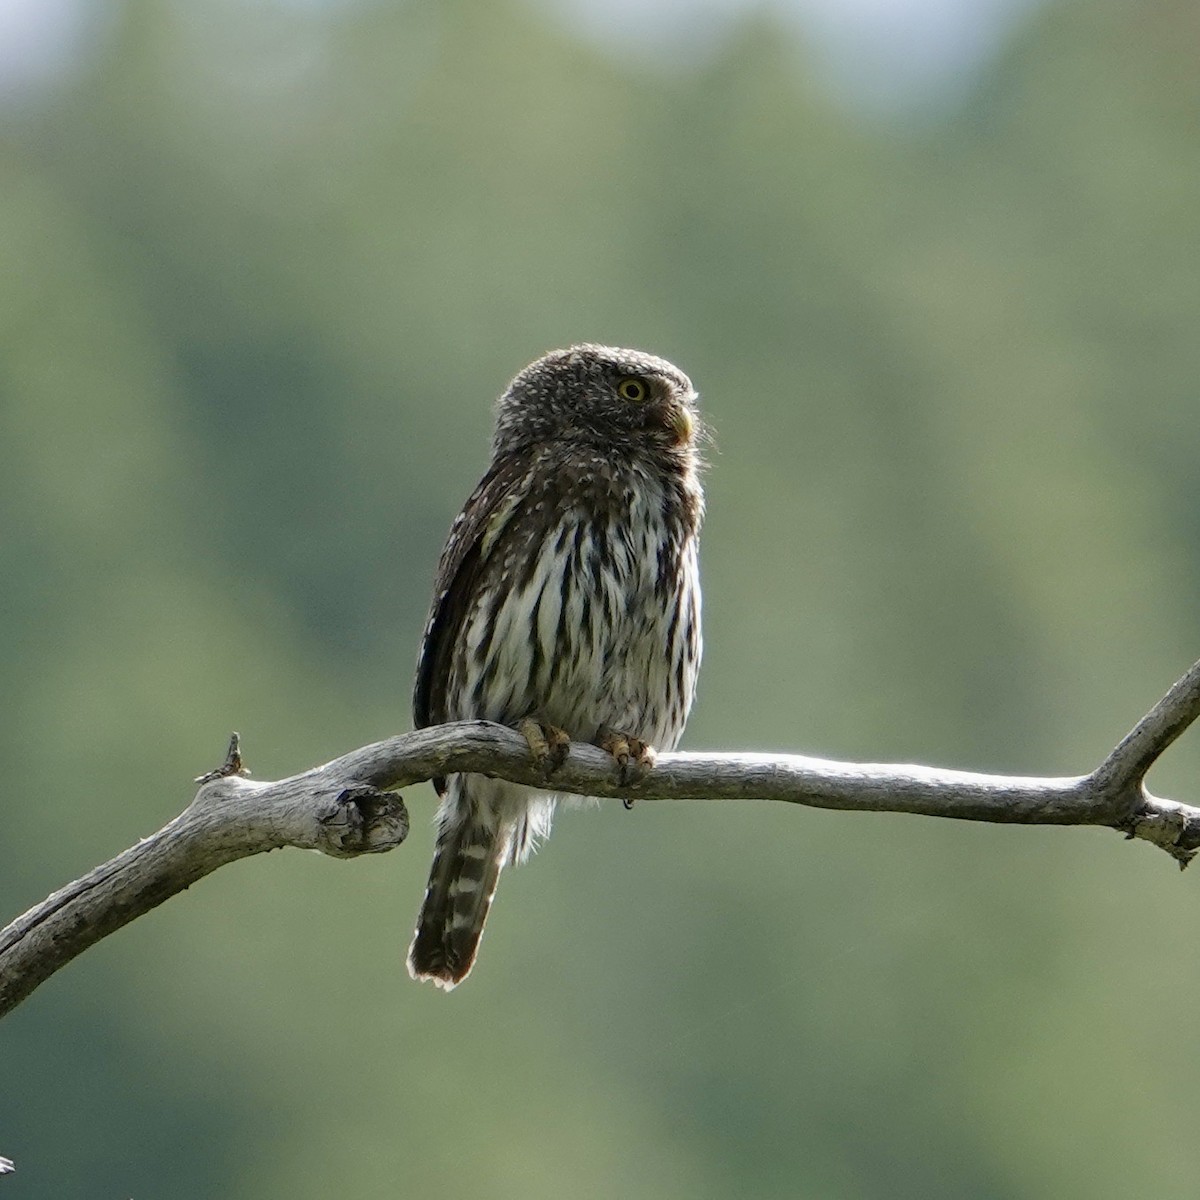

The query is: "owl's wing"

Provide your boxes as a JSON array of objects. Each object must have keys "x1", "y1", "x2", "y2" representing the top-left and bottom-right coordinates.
[{"x1": 413, "y1": 449, "x2": 536, "y2": 747}]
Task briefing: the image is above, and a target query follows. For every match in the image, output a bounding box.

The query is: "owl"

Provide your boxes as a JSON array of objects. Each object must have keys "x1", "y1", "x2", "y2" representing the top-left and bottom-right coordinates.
[{"x1": 408, "y1": 345, "x2": 704, "y2": 988}]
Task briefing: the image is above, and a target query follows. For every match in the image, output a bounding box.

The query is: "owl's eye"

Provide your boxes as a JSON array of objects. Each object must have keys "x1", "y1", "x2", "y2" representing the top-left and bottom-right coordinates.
[{"x1": 616, "y1": 376, "x2": 648, "y2": 402}]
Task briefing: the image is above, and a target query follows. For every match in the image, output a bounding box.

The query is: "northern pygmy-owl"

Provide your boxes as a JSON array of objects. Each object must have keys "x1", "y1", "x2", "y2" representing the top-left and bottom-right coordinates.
[{"x1": 408, "y1": 345, "x2": 704, "y2": 989}]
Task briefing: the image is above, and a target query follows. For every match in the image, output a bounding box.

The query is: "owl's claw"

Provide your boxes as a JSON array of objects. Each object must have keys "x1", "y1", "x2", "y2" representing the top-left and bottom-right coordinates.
[
  {"x1": 596, "y1": 728, "x2": 657, "y2": 802},
  {"x1": 517, "y1": 717, "x2": 571, "y2": 779}
]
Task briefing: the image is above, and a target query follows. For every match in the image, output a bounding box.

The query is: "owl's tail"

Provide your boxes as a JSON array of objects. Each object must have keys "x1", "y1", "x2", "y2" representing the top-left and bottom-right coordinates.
[{"x1": 407, "y1": 812, "x2": 507, "y2": 990}]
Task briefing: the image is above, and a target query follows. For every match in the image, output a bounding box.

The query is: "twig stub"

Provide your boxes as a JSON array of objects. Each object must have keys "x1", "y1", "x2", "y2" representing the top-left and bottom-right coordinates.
[{"x1": 194, "y1": 731, "x2": 249, "y2": 784}]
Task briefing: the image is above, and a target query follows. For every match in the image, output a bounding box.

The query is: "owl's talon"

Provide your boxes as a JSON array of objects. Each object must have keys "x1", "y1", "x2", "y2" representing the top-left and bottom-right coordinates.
[
  {"x1": 597, "y1": 727, "x2": 657, "y2": 791},
  {"x1": 517, "y1": 717, "x2": 570, "y2": 779}
]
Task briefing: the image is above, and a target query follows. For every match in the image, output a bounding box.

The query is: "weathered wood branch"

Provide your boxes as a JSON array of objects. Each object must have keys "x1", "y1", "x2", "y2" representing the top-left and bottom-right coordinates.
[{"x1": 4, "y1": 656, "x2": 1200, "y2": 1020}]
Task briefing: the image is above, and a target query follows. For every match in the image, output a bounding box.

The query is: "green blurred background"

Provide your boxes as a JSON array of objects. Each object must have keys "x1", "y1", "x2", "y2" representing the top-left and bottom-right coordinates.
[{"x1": 3, "y1": 0, "x2": 1200, "y2": 1195}]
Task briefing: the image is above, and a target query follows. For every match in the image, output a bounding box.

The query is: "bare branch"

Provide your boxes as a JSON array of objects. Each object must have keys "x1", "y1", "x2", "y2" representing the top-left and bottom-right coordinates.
[{"x1": 5, "y1": 656, "x2": 1200, "y2": 1018}]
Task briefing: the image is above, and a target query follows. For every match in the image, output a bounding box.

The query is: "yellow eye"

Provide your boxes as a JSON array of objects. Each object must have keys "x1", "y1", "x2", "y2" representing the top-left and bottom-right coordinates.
[{"x1": 617, "y1": 376, "x2": 648, "y2": 402}]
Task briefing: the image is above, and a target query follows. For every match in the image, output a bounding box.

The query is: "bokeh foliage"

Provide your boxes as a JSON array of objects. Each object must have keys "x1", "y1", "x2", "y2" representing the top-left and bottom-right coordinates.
[{"x1": 3, "y1": 1, "x2": 1200, "y2": 1196}]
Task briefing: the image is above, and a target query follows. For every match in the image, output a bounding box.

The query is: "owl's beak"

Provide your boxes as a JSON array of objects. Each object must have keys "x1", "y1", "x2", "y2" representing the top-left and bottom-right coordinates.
[{"x1": 668, "y1": 402, "x2": 694, "y2": 445}]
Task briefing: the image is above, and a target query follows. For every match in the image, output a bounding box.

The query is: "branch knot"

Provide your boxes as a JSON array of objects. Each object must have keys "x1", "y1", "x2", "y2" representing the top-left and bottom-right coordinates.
[{"x1": 315, "y1": 786, "x2": 409, "y2": 859}]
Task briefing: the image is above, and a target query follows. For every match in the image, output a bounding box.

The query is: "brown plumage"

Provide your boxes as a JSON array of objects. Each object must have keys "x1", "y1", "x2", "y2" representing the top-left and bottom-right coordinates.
[{"x1": 408, "y1": 345, "x2": 705, "y2": 989}]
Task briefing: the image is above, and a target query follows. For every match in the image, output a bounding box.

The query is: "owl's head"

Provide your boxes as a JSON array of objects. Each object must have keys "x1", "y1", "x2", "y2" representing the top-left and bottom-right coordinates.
[{"x1": 492, "y1": 344, "x2": 701, "y2": 458}]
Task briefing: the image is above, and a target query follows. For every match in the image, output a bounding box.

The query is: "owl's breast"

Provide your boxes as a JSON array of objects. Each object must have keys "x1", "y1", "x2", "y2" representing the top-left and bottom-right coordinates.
[{"x1": 449, "y1": 459, "x2": 701, "y2": 747}]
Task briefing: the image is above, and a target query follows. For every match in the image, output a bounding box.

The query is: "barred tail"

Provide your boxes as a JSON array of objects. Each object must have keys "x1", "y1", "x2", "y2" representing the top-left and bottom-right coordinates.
[{"x1": 407, "y1": 815, "x2": 506, "y2": 990}]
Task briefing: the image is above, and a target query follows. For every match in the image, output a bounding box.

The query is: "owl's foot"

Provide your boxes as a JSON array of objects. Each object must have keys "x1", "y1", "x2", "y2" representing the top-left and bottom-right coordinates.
[
  {"x1": 596, "y1": 727, "x2": 657, "y2": 804},
  {"x1": 517, "y1": 717, "x2": 571, "y2": 779}
]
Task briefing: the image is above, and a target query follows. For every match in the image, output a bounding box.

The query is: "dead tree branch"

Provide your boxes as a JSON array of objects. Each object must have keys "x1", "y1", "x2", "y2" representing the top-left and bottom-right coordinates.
[{"x1": 4, "y1": 657, "x2": 1200, "y2": 1019}]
